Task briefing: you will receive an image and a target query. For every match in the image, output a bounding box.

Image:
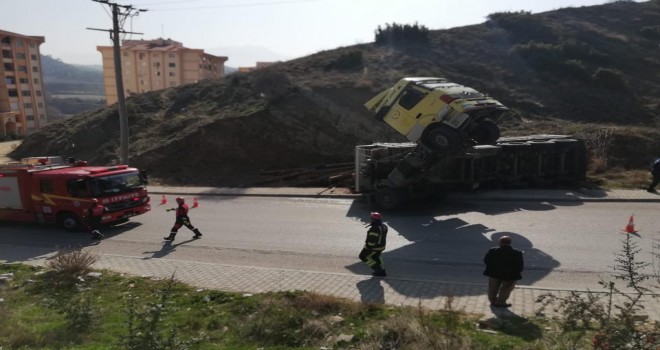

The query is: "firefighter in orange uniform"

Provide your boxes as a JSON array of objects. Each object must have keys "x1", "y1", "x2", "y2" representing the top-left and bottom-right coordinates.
[{"x1": 164, "y1": 197, "x2": 202, "y2": 241}]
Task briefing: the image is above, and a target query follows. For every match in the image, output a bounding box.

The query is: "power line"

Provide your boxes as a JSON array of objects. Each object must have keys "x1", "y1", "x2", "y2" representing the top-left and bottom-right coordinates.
[{"x1": 144, "y1": 0, "x2": 324, "y2": 12}]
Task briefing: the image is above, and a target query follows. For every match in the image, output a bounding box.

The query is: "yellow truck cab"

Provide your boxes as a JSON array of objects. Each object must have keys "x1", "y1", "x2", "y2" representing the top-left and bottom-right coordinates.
[{"x1": 365, "y1": 77, "x2": 508, "y2": 153}]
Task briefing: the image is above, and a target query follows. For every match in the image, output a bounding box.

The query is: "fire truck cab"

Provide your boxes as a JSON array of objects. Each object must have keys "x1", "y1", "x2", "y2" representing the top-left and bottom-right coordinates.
[{"x1": 0, "y1": 156, "x2": 151, "y2": 231}]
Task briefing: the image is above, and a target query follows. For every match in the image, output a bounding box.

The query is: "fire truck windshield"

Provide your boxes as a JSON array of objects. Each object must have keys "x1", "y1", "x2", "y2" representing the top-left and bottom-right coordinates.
[{"x1": 89, "y1": 171, "x2": 145, "y2": 196}]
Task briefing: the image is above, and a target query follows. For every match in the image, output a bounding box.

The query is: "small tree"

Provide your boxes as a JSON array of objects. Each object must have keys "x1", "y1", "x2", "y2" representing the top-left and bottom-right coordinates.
[{"x1": 374, "y1": 22, "x2": 430, "y2": 47}]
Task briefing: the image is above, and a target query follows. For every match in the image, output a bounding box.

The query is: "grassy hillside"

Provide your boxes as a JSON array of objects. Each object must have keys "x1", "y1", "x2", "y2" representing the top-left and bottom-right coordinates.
[{"x1": 11, "y1": 1, "x2": 660, "y2": 187}]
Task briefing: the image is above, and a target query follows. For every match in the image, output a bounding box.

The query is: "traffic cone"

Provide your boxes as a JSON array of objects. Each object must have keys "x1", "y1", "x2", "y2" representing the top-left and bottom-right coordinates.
[
  {"x1": 192, "y1": 197, "x2": 199, "y2": 208},
  {"x1": 622, "y1": 215, "x2": 636, "y2": 234},
  {"x1": 160, "y1": 195, "x2": 167, "y2": 205}
]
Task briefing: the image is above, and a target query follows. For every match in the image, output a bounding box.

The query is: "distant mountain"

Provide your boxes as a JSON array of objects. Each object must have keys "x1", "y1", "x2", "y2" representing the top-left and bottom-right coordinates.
[{"x1": 41, "y1": 55, "x2": 104, "y2": 96}]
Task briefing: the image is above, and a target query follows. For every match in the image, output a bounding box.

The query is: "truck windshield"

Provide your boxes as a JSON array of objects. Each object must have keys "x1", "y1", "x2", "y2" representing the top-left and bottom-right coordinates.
[{"x1": 89, "y1": 171, "x2": 145, "y2": 196}]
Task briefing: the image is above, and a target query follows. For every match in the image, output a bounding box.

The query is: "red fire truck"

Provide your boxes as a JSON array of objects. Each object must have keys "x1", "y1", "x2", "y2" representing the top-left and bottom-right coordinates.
[{"x1": 0, "y1": 156, "x2": 151, "y2": 230}]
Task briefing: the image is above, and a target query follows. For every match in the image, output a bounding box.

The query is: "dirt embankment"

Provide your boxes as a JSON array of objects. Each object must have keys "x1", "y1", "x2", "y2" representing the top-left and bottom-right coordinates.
[{"x1": 0, "y1": 141, "x2": 21, "y2": 164}]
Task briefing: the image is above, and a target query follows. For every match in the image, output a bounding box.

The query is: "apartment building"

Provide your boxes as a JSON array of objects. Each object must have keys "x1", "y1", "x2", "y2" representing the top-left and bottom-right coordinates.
[
  {"x1": 0, "y1": 29, "x2": 48, "y2": 137},
  {"x1": 97, "y1": 38, "x2": 227, "y2": 105}
]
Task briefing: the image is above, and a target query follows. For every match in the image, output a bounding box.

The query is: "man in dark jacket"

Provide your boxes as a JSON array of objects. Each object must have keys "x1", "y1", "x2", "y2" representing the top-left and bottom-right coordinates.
[
  {"x1": 647, "y1": 158, "x2": 660, "y2": 193},
  {"x1": 359, "y1": 212, "x2": 388, "y2": 277},
  {"x1": 483, "y1": 236, "x2": 524, "y2": 307}
]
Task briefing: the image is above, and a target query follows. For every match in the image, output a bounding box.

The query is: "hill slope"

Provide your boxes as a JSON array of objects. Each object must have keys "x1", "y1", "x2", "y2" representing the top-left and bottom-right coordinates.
[{"x1": 11, "y1": 1, "x2": 660, "y2": 187}]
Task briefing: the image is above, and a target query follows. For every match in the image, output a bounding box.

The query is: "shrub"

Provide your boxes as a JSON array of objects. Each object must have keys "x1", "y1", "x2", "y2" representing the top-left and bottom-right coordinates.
[
  {"x1": 537, "y1": 234, "x2": 660, "y2": 350},
  {"x1": 374, "y1": 22, "x2": 430, "y2": 47},
  {"x1": 46, "y1": 246, "x2": 98, "y2": 277},
  {"x1": 487, "y1": 11, "x2": 556, "y2": 43},
  {"x1": 324, "y1": 51, "x2": 363, "y2": 71},
  {"x1": 563, "y1": 59, "x2": 591, "y2": 80},
  {"x1": 640, "y1": 25, "x2": 660, "y2": 39},
  {"x1": 592, "y1": 68, "x2": 628, "y2": 91},
  {"x1": 511, "y1": 41, "x2": 564, "y2": 70}
]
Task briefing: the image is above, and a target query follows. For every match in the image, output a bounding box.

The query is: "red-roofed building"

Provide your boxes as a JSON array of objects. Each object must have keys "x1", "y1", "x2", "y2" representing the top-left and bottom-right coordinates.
[{"x1": 97, "y1": 38, "x2": 227, "y2": 105}]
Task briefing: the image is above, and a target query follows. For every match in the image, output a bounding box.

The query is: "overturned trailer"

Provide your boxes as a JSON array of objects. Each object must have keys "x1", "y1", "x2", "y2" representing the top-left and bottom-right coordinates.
[{"x1": 354, "y1": 135, "x2": 586, "y2": 209}]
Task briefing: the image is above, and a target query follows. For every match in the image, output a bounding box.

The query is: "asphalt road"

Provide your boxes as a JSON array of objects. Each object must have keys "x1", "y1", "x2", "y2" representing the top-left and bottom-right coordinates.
[{"x1": 2, "y1": 196, "x2": 658, "y2": 294}]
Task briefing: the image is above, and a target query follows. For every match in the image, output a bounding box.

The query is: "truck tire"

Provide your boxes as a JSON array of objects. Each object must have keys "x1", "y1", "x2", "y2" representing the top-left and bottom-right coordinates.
[
  {"x1": 421, "y1": 124, "x2": 463, "y2": 153},
  {"x1": 374, "y1": 187, "x2": 403, "y2": 210},
  {"x1": 58, "y1": 212, "x2": 81, "y2": 231},
  {"x1": 470, "y1": 120, "x2": 500, "y2": 145}
]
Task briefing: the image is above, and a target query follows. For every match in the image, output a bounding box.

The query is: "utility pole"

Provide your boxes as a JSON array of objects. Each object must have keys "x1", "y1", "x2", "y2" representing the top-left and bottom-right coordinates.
[{"x1": 88, "y1": 0, "x2": 146, "y2": 165}]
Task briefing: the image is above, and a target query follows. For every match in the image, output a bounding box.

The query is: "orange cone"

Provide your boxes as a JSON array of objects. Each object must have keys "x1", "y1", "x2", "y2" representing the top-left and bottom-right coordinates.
[
  {"x1": 623, "y1": 215, "x2": 636, "y2": 234},
  {"x1": 160, "y1": 195, "x2": 167, "y2": 205},
  {"x1": 192, "y1": 197, "x2": 199, "y2": 208}
]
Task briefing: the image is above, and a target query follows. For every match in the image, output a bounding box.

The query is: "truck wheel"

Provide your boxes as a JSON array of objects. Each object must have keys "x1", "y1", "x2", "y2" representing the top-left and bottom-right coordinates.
[
  {"x1": 375, "y1": 187, "x2": 403, "y2": 210},
  {"x1": 58, "y1": 212, "x2": 81, "y2": 231},
  {"x1": 421, "y1": 124, "x2": 462, "y2": 153},
  {"x1": 470, "y1": 120, "x2": 500, "y2": 145}
]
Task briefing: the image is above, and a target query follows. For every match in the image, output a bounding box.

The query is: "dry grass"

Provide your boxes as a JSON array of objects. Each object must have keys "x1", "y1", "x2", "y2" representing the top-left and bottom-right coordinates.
[{"x1": 46, "y1": 246, "x2": 98, "y2": 276}]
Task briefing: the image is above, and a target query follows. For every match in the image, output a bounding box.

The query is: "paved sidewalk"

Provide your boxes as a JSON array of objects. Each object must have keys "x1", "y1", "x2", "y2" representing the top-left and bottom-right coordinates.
[{"x1": 9, "y1": 248, "x2": 657, "y2": 322}]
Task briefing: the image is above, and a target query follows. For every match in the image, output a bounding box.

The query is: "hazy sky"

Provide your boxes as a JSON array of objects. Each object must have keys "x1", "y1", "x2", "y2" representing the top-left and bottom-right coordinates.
[{"x1": 1, "y1": 0, "x2": 631, "y2": 67}]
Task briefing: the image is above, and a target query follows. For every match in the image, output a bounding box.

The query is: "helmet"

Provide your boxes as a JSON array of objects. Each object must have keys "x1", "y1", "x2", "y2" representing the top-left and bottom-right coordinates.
[
  {"x1": 370, "y1": 212, "x2": 382, "y2": 220},
  {"x1": 91, "y1": 198, "x2": 98, "y2": 204},
  {"x1": 176, "y1": 197, "x2": 185, "y2": 204}
]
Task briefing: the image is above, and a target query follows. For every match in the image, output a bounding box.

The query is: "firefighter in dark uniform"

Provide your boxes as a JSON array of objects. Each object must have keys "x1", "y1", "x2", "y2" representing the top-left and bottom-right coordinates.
[
  {"x1": 359, "y1": 212, "x2": 388, "y2": 277},
  {"x1": 164, "y1": 197, "x2": 202, "y2": 241},
  {"x1": 86, "y1": 198, "x2": 105, "y2": 239}
]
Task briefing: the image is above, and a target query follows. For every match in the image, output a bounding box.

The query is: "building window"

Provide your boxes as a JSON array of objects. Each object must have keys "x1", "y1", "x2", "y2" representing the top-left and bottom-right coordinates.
[
  {"x1": 10, "y1": 102, "x2": 19, "y2": 110},
  {"x1": 1, "y1": 50, "x2": 11, "y2": 58},
  {"x1": 168, "y1": 63, "x2": 176, "y2": 68},
  {"x1": 15, "y1": 52, "x2": 26, "y2": 59},
  {"x1": 19, "y1": 78, "x2": 29, "y2": 84},
  {"x1": 5, "y1": 76, "x2": 16, "y2": 84},
  {"x1": 140, "y1": 80, "x2": 145, "y2": 85},
  {"x1": 8, "y1": 89, "x2": 18, "y2": 97},
  {"x1": 31, "y1": 54, "x2": 37, "y2": 60},
  {"x1": 168, "y1": 53, "x2": 175, "y2": 58},
  {"x1": 14, "y1": 39, "x2": 23, "y2": 47},
  {"x1": 4, "y1": 63, "x2": 14, "y2": 71},
  {"x1": 1, "y1": 37, "x2": 10, "y2": 44},
  {"x1": 36, "y1": 90, "x2": 42, "y2": 96},
  {"x1": 18, "y1": 66, "x2": 27, "y2": 72},
  {"x1": 22, "y1": 90, "x2": 31, "y2": 96},
  {"x1": 32, "y1": 66, "x2": 39, "y2": 72},
  {"x1": 29, "y1": 43, "x2": 36, "y2": 48},
  {"x1": 169, "y1": 72, "x2": 175, "y2": 76},
  {"x1": 38, "y1": 103, "x2": 43, "y2": 108},
  {"x1": 123, "y1": 52, "x2": 129, "y2": 56},
  {"x1": 156, "y1": 71, "x2": 161, "y2": 76},
  {"x1": 40, "y1": 114, "x2": 45, "y2": 120},
  {"x1": 153, "y1": 62, "x2": 160, "y2": 67},
  {"x1": 26, "y1": 115, "x2": 34, "y2": 121},
  {"x1": 24, "y1": 103, "x2": 33, "y2": 108},
  {"x1": 33, "y1": 78, "x2": 39, "y2": 84},
  {"x1": 139, "y1": 53, "x2": 144, "y2": 59}
]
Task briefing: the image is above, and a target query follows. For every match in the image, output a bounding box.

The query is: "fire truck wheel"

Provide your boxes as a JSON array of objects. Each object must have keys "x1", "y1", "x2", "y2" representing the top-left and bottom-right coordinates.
[
  {"x1": 470, "y1": 120, "x2": 500, "y2": 145},
  {"x1": 421, "y1": 124, "x2": 463, "y2": 153},
  {"x1": 58, "y1": 212, "x2": 81, "y2": 231}
]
